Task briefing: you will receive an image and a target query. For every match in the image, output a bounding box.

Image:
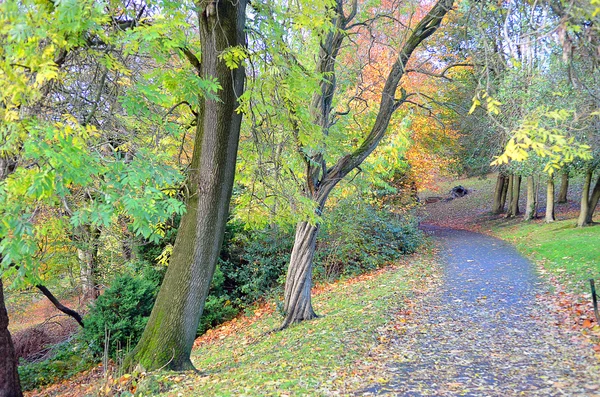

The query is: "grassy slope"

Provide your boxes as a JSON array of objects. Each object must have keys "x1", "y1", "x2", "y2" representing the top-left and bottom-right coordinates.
[{"x1": 129, "y1": 253, "x2": 439, "y2": 397}]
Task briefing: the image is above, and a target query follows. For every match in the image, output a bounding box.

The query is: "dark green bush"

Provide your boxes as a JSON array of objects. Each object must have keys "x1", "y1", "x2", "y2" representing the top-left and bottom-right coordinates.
[
  {"x1": 315, "y1": 199, "x2": 423, "y2": 280},
  {"x1": 196, "y1": 223, "x2": 294, "y2": 336},
  {"x1": 83, "y1": 274, "x2": 157, "y2": 358}
]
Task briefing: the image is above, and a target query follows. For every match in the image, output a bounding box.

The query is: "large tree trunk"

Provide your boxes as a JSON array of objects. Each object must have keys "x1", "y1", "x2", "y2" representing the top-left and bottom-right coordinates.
[
  {"x1": 585, "y1": 174, "x2": 600, "y2": 224},
  {"x1": 578, "y1": 170, "x2": 593, "y2": 227},
  {"x1": 282, "y1": 221, "x2": 320, "y2": 328},
  {"x1": 0, "y1": 279, "x2": 23, "y2": 397},
  {"x1": 524, "y1": 175, "x2": 536, "y2": 220},
  {"x1": 557, "y1": 171, "x2": 569, "y2": 203},
  {"x1": 125, "y1": 0, "x2": 246, "y2": 371},
  {"x1": 492, "y1": 173, "x2": 507, "y2": 214},
  {"x1": 545, "y1": 175, "x2": 555, "y2": 223}
]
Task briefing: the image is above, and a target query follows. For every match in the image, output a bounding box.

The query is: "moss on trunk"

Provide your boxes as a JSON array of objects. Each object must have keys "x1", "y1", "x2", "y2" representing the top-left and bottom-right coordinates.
[{"x1": 125, "y1": 0, "x2": 247, "y2": 371}]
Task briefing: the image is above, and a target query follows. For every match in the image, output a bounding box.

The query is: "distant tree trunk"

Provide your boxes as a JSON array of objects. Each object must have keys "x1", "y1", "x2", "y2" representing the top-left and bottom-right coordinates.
[
  {"x1": 545, "y1": 175, "x2": 555, "y2": 223},
  {"x1": 492, "y1": 173, "x2": 507, "y2": 214},
  {"x1": 585, "y1": 174, "x2": 600, "y2": 224},
  {"x1": 76, "y1": 225, "x2": 100, "y2": 300},
  {"x1": 557, "y1": 171, "x2": 569, "y2": 203},
  {"x1": 500, "y1": 174, "x2": 509, "y2": 210},
  {"x1": 524, "y1": 175, "x2": 536, "y2": 220},
  {"x1": 578, "y1": 170, "x2": 593, "y2": 227},
  {"x1": 0, "y1": 279, "x2": 23, "y2": 397},
  {"x1": 125, "y1": 0, "x2": 247, "y2": 371},
  {"x1": 507, "y1": 175, "x2": 521, "y2": 217}
]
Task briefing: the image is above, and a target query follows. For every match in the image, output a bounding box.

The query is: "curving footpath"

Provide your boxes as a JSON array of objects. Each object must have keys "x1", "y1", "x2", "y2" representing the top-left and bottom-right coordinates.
[{"x1": 361, "y1": 226, "x2": 600, "y2": 396}]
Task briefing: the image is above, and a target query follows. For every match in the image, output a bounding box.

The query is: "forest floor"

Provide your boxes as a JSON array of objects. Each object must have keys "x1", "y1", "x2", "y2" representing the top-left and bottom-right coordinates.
[{"x1": 24, "y1": 172, "x2": 600, "y2": 396}]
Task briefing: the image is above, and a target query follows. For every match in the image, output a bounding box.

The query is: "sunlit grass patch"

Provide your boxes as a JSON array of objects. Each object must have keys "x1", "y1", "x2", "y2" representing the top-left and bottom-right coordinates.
[
  {"x1": 142, "y1": 253, "x2": 438, "y2": 396},
  {"x1": 498, "y1": 219, "x2": 600, "y2": 292}
]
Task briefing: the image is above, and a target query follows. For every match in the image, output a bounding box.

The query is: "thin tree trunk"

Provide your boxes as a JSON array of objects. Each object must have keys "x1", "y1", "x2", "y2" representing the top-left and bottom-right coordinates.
[
  {"x1": 500, "y1": 173, "x2": 509, "y2": 210},
  {"x1": 77, "y1": 225, "x2": 100, "y2": 300},
  {"x1": 492, "y1": 173, "x2": 506, "y2": 214},
  {"x1": 125, "y1": 0, "x2": 247, "y2": 372},
  {"x1": 585, "y1": 174, "x2": 600, "y2": 224},
  {"x1": 0, "y1": 279, "x2": 23, "y2": 397},
  {"x1": 557, "y1": 171, "x2": 569, "y2": 203},
  {"x1": 505, "y1": 174, "x2": 514, "y2": 217},
  {"x1": 511, "y1": 175, "x2": 521, "y2": 216},
  {"x1": 524, "y1": 175, "x2": 536, "y2": 220},
  {"x1": 578, "y1": 170, "x2": 593, "y2": 227},
  {"x1": 281, "y1": 221, "x2": 320, "y2": 328},
  {"x1": 545, "y1": 175, "x2": 555, "y2": 223}
]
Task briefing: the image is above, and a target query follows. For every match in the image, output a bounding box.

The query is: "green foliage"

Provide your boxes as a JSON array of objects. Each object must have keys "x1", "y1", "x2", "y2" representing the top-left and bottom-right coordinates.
[
  {"x1": 18, "y1": 338, "x2": 95, "y2": 391},
  {"x1": 491, "y1": 108, "x2": 593, "y2": 174},
  {"x1": 83, "y1": 274, "x2": 157, "y2": 358}
]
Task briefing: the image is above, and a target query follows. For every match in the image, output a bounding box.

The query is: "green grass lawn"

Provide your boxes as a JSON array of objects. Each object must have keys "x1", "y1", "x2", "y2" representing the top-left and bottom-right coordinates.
[
  {"x1": 495, "y1": 219, "x2": 600, "y2": 293},
  {"x1": 130, "y1": 253, "x2": 438, "y2": 396}
]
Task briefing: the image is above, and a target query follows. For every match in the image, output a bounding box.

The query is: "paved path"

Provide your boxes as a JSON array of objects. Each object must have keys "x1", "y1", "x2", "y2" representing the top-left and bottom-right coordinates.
[{"x1": 361, "y1": 226, "x2": 600, "y2": 396}]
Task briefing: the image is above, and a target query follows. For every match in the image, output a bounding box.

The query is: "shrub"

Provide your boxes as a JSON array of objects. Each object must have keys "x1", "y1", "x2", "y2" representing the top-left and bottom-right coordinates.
[
  {"x1": 83, "y1": 274, "x2": 157, "y2": 358},
  {"x1": 18, "y1": 337, "x2": 95, "y2": 391},
  {"x1": 315, "y1": 198, "x2": 424, "y2": 280}
]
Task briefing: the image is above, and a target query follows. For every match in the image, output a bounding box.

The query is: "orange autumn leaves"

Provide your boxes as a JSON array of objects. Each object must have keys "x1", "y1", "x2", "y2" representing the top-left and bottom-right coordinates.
[{"x1": 338, "y1": 0, "x2": 461, "y2": 190}]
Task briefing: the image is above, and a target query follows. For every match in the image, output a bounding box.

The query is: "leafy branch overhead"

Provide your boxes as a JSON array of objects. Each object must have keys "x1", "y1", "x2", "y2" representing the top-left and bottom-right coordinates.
[{"x1": 491, "y1": 108, "x2": 595, "y2": 174}]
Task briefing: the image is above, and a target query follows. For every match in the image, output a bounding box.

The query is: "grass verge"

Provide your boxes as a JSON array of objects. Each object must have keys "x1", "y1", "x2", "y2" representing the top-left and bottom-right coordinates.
[
  {"x1": 493, "y1": 219, "x2": 600, "y2": 293},
  {"x1": 123, "y1": 252, "x2": 439, "y2": 397}
]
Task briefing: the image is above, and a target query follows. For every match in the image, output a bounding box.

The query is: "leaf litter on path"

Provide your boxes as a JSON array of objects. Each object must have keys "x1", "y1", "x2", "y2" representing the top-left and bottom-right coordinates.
[{"x1": 358, "y1": 227, "x2": 600, "y2": 396}]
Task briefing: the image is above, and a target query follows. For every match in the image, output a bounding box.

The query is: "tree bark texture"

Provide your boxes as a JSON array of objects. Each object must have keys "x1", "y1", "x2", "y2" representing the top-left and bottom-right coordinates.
[
  {"x1": 557, "y1": 171, "x2": 569, "y2": 203},
  {"x1": 281, "y1": 221, "x2": 320, "y2": 328},
  {"x1": 578, "y1": 170, "x2": 593, "y2": 227},
  {"x1": 492, "y1": 173, "x2": 507, "y2": 214},
  {"x1": 281, "y1": 0, "x2": 455, "y2": 328},
  {"x1": 0, "y1": 279, "x2": 23, "y2": 397},
  {"x1": 524, "y1": 175, "x2": 536, "y2": 220},
  {"x1": 125, "y1": 0, "x2": 247, "y2": 371},
  {"x1": 545, "y1": 176, "x2": 555, "y2": 223}
]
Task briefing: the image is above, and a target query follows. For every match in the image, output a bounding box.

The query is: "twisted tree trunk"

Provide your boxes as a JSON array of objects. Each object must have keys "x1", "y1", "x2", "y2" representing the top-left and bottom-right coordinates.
[
  {"x1": 281, "y1": 0, "x2": 455, "y2": 328},
  {"x1": 125, "y1": 0, "x2": 247, "y2": 371},
  {"x1": 281, "y1": 221, "x2": 320, "y2": 328}
]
